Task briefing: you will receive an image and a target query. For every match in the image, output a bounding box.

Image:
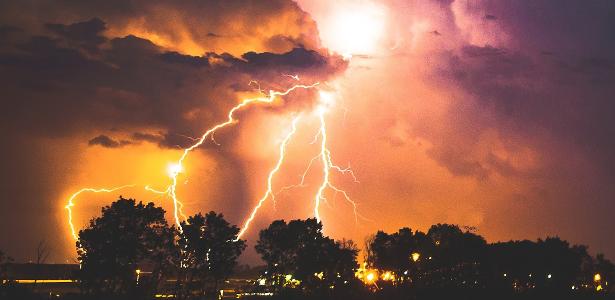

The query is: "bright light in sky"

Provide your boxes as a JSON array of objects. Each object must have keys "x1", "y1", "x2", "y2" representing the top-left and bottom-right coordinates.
[
  {"x1": 317, "y1": 90, "x2": 335, "y2": 113},
  {"x1": 318, "y1": 2, "x2": 387, "y2": 57},
  {"x1": 167, "y1": 163, "x2": 182, "y2": 178}
]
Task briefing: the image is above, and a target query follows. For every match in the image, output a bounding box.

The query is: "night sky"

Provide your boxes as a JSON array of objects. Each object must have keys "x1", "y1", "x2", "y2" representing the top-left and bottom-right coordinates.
[{"x1": 1, "y1": 0, "x2": 614, "y2": 264}]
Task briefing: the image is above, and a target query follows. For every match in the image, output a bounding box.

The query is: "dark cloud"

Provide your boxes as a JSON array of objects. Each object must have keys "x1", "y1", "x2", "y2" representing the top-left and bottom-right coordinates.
[
  {"x1": 242, "y1": 47, "x2": 330, "y2": 69},
  {"x1": 159, "y1": 51, "x2": 211, "y2": 67},
  {"x1": 88, "y1": 135, "x2": 131, "y2": 148},
  {"x1": 461, "y1": 45, "x2": 506, "y2": 58},
  {"x1": 0, "y1": 18, "x2": 345, "y2": 140},
  {"x1": 463, "y1": 0, "x2": 615, "y2": 56},
  {"x1": 428, "y1": 146, "x2": 489, "y2": 180},
  {"x1": 131, "y1": 132, "x2": 164, "y2": 144},
  {"x1": 0, "y1": 0, "x2": 322, "y2": 56},
  {"x1": 130, "y1": 131, "x2": 198, "y2": 149},
  {"x1": 442, "y1": 44, "x2": 615, "y2": 178},
  {"x1": 45, "y1": 18, "x2": 106, "y2": 52}
]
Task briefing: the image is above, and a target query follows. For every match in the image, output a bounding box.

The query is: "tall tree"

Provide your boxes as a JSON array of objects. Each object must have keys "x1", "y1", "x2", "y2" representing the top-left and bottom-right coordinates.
[
  {"x1": 35, "y1": 240, "x2": 51, "y2": 265},
  {"x1": 329, "y1": 239, "x2": 361, "y2": 288},
  {"x1": 177, "y1": 212, "x2": 246, "y2": 298},
  {"x1": 0, "y1": 250, "x2": 13, "y2": 299},
  {"x1": 369, "y1": 228, "x2": 427, "y2": 280},
  {"x1": 256, "y1": 219, "x2": 359, "y2": 294},
  {"x1": 369, "y1": 224, "x2": 487, "y2": 286},
  {"x1": 593, "y1": 253, "x2": 615, "y2": 292},
  {"x1": 364, "y1": 234, "x2": 376, "y2": 267},
  {"x1": 77, "y1": 196, "x2": 177, "y2": 297},
  {"x1": 34, "y1": 239, "x2": 51, "y2": 290}
]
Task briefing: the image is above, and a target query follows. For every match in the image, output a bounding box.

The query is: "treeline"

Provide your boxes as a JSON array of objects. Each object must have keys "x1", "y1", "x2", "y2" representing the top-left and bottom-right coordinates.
[
  {"x1": 75, "y1": 197, "x2": 246, "y2": 299},
  {"x1": 362, "y1": 225, "x2": 614, "y2": 299},
  {"x1": 1, "y1": 197, "x2": 613, "y2": 300}
]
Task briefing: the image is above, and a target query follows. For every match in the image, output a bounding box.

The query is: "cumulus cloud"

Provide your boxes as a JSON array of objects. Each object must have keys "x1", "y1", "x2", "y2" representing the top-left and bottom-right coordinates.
[
  {"x1": 45, "y1": 18, "x2": 107, "y2": 53},
  {"x1": 0, "y1": 0, "x2": 322, "y2": 56},
  {"x1": 0, "y1": 0, "x2": 346, "y2": 262},
  {"x1": 0, "y1": 17, "x2": 345, "y2": 142}
]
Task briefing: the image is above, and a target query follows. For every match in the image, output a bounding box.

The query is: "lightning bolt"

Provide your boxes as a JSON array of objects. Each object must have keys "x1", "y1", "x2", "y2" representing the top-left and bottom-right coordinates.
[
  {"x1": 66, "y1": 184, "x2": 177, "y2": 242},
  {"x1": 237, "y1": 115, "x2": 301, "y2": 239},
  {"x1": 167, "y1": 83, "x2": 319, "y2": 232},
  {"x1": 272, "y1": 91, "x2": 362, "y2": 225},
  {"x1": 283, "y1": 74, "x2": 301, "y2": 81},
  {"x1": 144, "y1": 185, "x2": 171, "y2": 195},
  {"x1": 276, "y1": 154, "x2": 320, "y2": 196},
  {"x1": 313, "y1": 93, "x2": 363, "y2": 225},
  {"x1": 64, "y1": 79, "x2": 365, "y2": 249},
  {"x1": 65, "y1": 185, "x2": 135, "y2": 241}
]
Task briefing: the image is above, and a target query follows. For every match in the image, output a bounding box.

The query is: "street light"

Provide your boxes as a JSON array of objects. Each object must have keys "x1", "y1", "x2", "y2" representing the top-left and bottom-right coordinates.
[
  {"x1": 411, "y1": 252, "x2": 420, "y2": 262},
  {"x1": 366, "y1": 272, "x2": 376, "y2": 283},
  {"x1": 382, "y1": 271, "x2": 392, "y2": 281}
]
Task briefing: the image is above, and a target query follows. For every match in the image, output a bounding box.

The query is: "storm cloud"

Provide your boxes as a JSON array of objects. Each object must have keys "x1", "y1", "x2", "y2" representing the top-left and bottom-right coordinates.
[
  {"x1": 0, "y1": 1, "x2": 345, "y2": 262},
  {"x1": 1, "y1": 0, "x2": 615, "y2": 264}
]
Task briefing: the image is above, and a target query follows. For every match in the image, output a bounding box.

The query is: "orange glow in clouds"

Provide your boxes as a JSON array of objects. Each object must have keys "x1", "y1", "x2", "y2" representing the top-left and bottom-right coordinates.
[
  {"x1": 64, "y1": 79, "x2": 364, "y2": 248},
  {"x1": 63, "y1": 1, "x2": 387, "y2": 256}
]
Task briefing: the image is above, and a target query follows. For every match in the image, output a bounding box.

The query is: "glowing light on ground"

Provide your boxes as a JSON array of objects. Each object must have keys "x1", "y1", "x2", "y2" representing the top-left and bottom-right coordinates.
[{"x1": 411, "y1": 252, "x2": 421, "y2": 262}]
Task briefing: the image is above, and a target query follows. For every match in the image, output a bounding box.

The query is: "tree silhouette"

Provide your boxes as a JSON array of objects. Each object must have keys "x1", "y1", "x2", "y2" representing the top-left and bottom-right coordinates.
[
  {"x1": 368, "y1": 224, "x2": 488, "y2": 288},
  {"x1": 255, "y1": 218, "x2": 359, "y2": 295},
  {"x1": 33, "y1": 239, "x2": 51, "y2": 291},
  {"x1": 0, "y1": 250, "x2": 14, "y2": 299},
  {"x1": 76, "y1": 196, "x2": 177, "y2": 298},
  {"x1": 593, "y1": 253, "x2": 614, "y2": 293},
  {"x1": 365, "y1": 223, "x2": 615, "y2": 297},
  {"x1": 35, "y1": 240, "x2": 51, "y2": 265},
  {"x1": 427, "y1": 224, "x2": 487, "y2": 265},
  {"x1": 424, "y1": 224, "x2": 487, "y2": 287},
  {"x1": 177, "y1": 212, "x2": 246, "y2": 298},
  {"x1": 486, "y1": 237, "x2": 603, "y2": 292},
  {"x1": 364, "y1": 234, "x2": 376, "y2": 266},
  {"x1": 370, "y1": 227, "x2": 428, "y2": 280},
  {"x1": 330, "y1": 239, "x2": 361, "y2": 290},
  {"x1": 0, "y1": 249, "x2": 12, "y2": 283}
]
